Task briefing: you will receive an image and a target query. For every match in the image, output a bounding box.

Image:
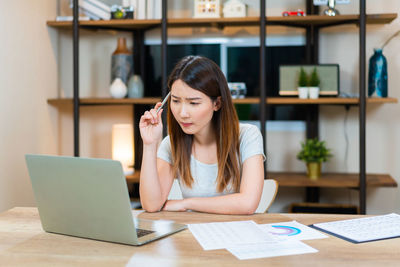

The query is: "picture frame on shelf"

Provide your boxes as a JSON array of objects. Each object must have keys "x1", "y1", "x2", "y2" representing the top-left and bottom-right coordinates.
[
  {"x1": 223, "y1": 0, "x2": 247, "y2": 18},
  {"x1": 194, "y1": 0, "x2": 221, "y2": 18},
  {"x1": 279, "y1": 64, "x2": 340, "y2": 96}
]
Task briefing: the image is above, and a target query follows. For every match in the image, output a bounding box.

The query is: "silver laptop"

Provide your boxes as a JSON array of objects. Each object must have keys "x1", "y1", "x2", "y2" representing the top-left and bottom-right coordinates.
[{"x1": 25, "y1": 154, "x2": 187, "y2": 246}]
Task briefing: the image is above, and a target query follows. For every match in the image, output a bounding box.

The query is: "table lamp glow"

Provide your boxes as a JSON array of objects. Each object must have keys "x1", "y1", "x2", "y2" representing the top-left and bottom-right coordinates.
[{"x1": 112, "y1": 124, "x2": 134, "y2": 175}]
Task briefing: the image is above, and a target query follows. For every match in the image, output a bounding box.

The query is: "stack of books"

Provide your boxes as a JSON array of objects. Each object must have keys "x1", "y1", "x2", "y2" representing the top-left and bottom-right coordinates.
[
  {"x1": 67, "y1": 0, "x2": 161, "y2": 21},
  {"x1": 55, "y1": 16, "x2": 90, "y2": 21}
]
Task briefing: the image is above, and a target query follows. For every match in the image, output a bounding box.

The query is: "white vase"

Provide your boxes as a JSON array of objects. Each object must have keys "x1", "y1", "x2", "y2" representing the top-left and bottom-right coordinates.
[
  {"x1": 298, "y1": 87, "x2": 308, "y2": 99},
  {"x1": 309, "y1": 87, "x2": 320, "y2": 99},
  {"x1": 110, "y1": 78, "x2": 127, "y2": 98},
  {"x1": 127, "y1": 75, "x2": 144, "y2": 98}
]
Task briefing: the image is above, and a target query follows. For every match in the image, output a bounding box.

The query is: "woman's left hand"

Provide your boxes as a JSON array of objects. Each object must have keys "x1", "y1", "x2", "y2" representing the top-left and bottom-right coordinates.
[{"x1": 162, "y1": 200, "x2": 187, "y2": 212}]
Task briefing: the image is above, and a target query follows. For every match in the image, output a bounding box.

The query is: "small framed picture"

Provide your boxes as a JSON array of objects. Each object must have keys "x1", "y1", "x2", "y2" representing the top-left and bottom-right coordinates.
[{"x1": 279, "y1": 64, "x2": 340, "y2": 96}]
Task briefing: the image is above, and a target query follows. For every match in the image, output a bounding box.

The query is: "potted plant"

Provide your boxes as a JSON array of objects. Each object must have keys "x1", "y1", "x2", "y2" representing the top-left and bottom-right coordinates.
[
  {"x1": 297, "y1": 67, "x2": 308, "y2": 99},
  {"x1": 308, "y1": 67, "x2": 320, "y2": 99},
  {"x1": 296, "y1": 138, "x2": 332, "y2": 180}
]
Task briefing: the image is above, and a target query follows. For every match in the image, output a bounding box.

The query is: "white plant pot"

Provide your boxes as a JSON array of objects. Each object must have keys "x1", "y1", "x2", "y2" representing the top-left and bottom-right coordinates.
[
  {"x1": 298, "y1": 87, "x2": 308, "y2": 99},
  {"x1": 110, "y1": 78, "x2": 127, "y2": 98},
  {"x1": 309, "y1": 87, "x2": 320, "y2": 99}
]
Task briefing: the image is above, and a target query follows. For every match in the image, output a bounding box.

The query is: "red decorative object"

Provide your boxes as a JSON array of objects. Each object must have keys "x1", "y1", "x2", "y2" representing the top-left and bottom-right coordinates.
[{"x1": 282, "y1": 10, "x2": 305, "y2": 17}]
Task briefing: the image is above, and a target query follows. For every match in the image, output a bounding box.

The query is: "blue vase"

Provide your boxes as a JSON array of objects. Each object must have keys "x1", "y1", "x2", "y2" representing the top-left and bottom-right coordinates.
[
  {"x1": 127, "y1": 75, "x2": 144, "y2": 98},
  {"x1": 111, "y1": 38, "x2": 133, "y2": 85},
  {"x1": 111, "y1": 54, "x2": 133, "y2": 85},
  {"x1": 368, "y1": 48, "x2": 387, "y2": 97}
]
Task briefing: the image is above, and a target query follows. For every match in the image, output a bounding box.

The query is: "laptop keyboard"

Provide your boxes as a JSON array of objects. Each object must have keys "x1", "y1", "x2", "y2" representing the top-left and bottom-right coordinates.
[{"x1": 136, "y1": 228, "x2": 154, "y2": 238}]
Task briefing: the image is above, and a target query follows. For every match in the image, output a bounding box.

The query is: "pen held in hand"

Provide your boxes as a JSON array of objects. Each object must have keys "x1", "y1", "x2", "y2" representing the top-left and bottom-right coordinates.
[{"x1": 156, "y1": 92, "x2": 171, "y2": 113}]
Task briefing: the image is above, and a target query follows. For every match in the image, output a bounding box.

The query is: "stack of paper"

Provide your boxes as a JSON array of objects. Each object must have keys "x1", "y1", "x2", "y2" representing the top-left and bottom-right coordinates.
[{"x1": 189, "y1": 220, "x2": 325, "y2": 260}]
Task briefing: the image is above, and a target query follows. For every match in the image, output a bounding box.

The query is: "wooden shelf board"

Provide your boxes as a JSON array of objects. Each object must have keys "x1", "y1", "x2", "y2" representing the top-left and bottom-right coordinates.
[
  {"x1": 268, "y1": 172, "x2": 397, "y2": 188},
  {"x1": 267, "y1": 97, "x2": 398, "y2": 105},
  {"x1": 47, "y1": 97, "x2": 162, "y2": 106},
  {"x1": 233, "y1": 97, "x2": 260, "y2": 104},
  {"x1": 364, "y1": 97, "x2": 398, "y2": 104},
  {"x1": 127, "y1": 170, "x2": 397, "y2": 188},
  {"x1": 47, "y1": 97, "x2": 398, "y2": 106},
  {"x1": 46, "y1": 13, "x2": 397, "y2": 30},
  {"x1": 126, "y1": 172, "x2": 140, "y2": 183},
  {"x1": 267, "y1": 13, "x2": 397, "y2": 27},
  {"x1": 47, "y1": 19, "x2": 160, "y2": 30},
  {"x1": 167, "y1": 17, "x2": 260, "y2": 27}
]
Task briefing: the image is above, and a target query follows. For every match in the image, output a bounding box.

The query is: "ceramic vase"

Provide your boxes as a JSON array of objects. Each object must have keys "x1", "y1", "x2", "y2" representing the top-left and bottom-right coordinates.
[
  {"x1": 110, "y1": 78, "x2": 127, "y2": 98},
  {"x1": 111, "y1": 37, "x2": 133, "y2": 85},
  {"x1": 127, "y1": 75, "x2": 144, "y2": 98},
  {"x1": 368, "y1": 48, "x2": 388, "y2": 97}
]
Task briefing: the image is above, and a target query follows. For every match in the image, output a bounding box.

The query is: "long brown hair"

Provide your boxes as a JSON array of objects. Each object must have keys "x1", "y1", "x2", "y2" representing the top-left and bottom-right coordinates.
[{"x1": 167, "y1": 56, "x2": 240, "y2": 192}]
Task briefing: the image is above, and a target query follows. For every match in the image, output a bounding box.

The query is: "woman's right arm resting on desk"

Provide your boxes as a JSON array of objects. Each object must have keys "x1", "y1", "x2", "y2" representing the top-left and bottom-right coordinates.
[{"x1": 139, "y1": 103, "x2": 174, "y2": 212}]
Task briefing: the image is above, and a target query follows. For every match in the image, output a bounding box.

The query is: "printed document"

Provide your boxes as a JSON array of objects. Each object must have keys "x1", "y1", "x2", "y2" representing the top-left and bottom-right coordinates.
[
  {"x1": 227, "y1": 240, "x2": 318, "y2": 260},
  {"x1": 312, "y1": 213, "x2": 400, "y2": 243},
  {"x1": 188, "y1": 220, "x2": 277, "y2": 250}
]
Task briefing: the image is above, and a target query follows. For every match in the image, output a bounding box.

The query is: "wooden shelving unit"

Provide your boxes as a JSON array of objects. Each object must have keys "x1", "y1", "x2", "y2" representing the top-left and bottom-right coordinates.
[
  {"x1": 48, "y1": 1, "x2": 398, "y2": 214},
  {"x1": 48, "y1": 97, "x2": 398, "y2": 106},
  {"x1": 126, "y1": 170, "x2": 397, "y2": 188},
  {"x1": 47, "y1": 13, "x2": 397, "y2": 30}
]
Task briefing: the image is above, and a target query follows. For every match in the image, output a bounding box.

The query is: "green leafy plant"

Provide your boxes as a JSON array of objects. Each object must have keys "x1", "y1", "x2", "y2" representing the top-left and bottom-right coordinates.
[
  {"x1": 297, "y1": 138, "x2": 332, "y2": 163},
  {"x1": 308, "y1": 67, "x2": 320, "y2": 87},
  {"x1": 298, "y1": 67, "x2": 308, "y2": 87}
]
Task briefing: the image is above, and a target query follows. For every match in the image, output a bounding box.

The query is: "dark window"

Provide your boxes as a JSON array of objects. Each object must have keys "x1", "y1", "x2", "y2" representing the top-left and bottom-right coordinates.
[
  {"x1": 227, "y1": 46, "x2": 307, "y2": 120},
  {"x1": 144, "y1": 44, "x2": 220, "y2": 97},
  {"x1": 144, "y1": 44, "x2": 307, "y2": 121}
]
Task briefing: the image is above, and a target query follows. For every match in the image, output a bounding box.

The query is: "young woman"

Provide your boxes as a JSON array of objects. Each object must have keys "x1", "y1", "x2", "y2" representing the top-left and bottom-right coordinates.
[{"x1": 139, "y1": 55, "x2": 265, "y2": 215}]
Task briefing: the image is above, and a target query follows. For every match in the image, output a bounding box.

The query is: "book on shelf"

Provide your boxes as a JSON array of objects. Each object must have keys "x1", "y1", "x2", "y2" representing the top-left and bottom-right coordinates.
[
  {"x1": 56, "y1": 16, "x2": 90, "y2": 21},
  {"x1": 131, "y1": 0, "x2": 138, "y2": 19},
  {"x1": 137, "y1": 0, "x2": 146, "y2": 19},
  {"x1": 154, "y1": 0, "x2": 161, "y2": 19},
  {"x1": 146, "y1": 0, "x2": 153, "y2": 19},
  {"x1": 147, "y1": 0, "x2": 161, "y2": 20},
  {"x1": 78, "y1": 0, "x2": 111, "y2": 20}
]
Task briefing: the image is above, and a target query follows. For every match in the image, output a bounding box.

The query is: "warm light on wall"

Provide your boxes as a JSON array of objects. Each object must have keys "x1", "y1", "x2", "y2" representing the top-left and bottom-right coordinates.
[{"x1": 112, "y1": 124, "x2": 134, "y2": 175}]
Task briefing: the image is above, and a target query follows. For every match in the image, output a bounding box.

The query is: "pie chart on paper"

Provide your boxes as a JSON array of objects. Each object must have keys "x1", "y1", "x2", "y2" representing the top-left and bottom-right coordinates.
[
  {"x1": 261, "y1": 221, "x2": 328, "y2": 240},
  {"x1": 270, "y1": 225, "x2": 302, "y2": 236}
]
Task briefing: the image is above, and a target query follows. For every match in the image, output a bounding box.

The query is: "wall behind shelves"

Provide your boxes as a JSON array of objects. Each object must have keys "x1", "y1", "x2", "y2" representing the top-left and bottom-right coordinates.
[{"x1": 0, "y1": 0, "x2": 58, "y2": 212}]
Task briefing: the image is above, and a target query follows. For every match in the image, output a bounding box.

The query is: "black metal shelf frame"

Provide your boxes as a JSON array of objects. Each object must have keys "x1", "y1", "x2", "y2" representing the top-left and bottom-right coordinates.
[{"x1": 71, "y1": 0, "x2": 368, "y2": 214}]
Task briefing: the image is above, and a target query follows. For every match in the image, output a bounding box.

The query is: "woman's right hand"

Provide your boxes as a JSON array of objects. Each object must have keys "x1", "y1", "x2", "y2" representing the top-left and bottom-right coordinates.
[{"x1": 139, "y1": 102, "x2": 164, "y2": 145}]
